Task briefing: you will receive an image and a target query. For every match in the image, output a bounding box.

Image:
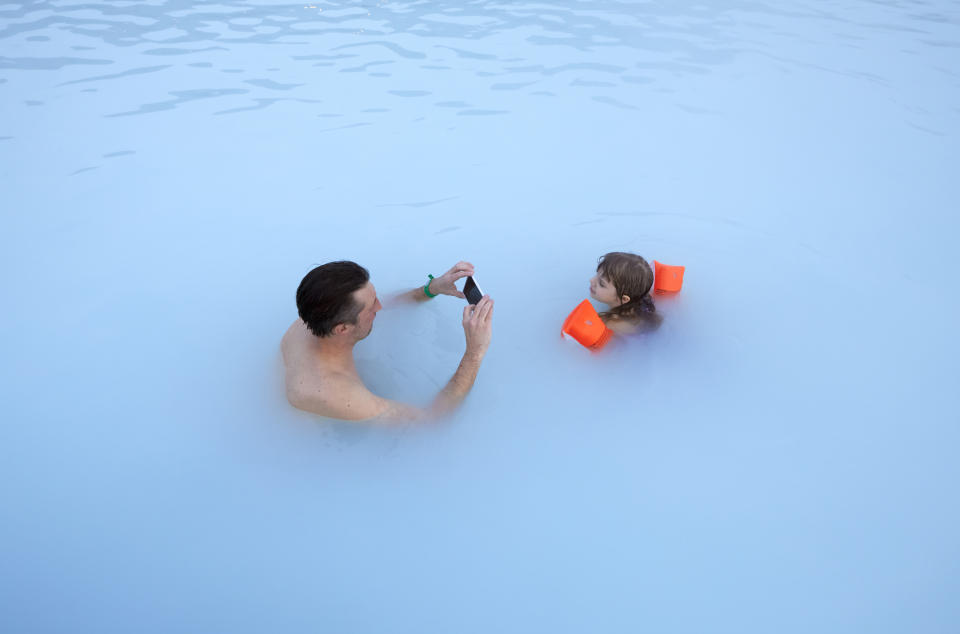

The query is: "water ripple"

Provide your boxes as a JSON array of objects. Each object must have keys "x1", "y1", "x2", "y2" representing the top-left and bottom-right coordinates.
[
  {"x1": 243, "y1": 78, "x2": 305, "y2": 90},
  {"x1": 1, "y1": 0, "x2": 956, "y2": 124},
  {"x1": 57, "y1": 63, "x2": 171, "y2": 85},
  {"x1": 1, "y1": 55, "x2": 112, "y2": 70},
  {"x1": 105, "y1": 87, "x2": 249, "y2": 117}
]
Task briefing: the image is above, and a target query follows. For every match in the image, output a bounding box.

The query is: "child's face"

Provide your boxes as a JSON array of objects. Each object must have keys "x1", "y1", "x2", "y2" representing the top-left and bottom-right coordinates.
[{"x1": 589, "y1": 272, "x2": 621, "y2": 306}]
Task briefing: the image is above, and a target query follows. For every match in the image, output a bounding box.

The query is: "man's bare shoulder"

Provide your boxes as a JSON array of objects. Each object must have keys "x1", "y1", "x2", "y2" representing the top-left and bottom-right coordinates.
[
  {"x1": 280, "y1": 320, "x2": 430, "y2": 422},
  {"x1": 280, "y1": 320, "x2": 385, "y2": 421}
]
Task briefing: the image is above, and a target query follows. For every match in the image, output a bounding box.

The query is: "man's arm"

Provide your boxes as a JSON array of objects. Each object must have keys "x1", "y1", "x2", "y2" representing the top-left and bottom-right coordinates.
[
  {"x1": 426, "y1": 296, "x2": 493, "y2": 415},
  {"x1": 372, "y1": 355, "x2": 483, "y2": 422},
  {"x1": 384, "y1": 261, "x2": 474, "y2": 307},
  {"x1": 376, "y1": 295, "x2": 495, "y2": 422},
  {"x1": 286, "y1": 373, "x2": 393, "y2": 421},
  {"x1": 289, "y1": 377, "x2": 429, "y2": 423}
]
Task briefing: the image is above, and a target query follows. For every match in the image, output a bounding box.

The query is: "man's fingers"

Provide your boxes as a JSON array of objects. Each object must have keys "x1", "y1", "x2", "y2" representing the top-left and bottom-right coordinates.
[
  {"x1": 439, "y1": 261, "x2": 474, "y2": 290},
  {"x1": 446, "y1": 261, "x2": 474, "y2": 274},
  {"x1": 475, "y1": 295, "x2": 493, "y2": 321},
  {"x1": 481, "y1": 297, "x2": 494, "y2": 321},
  {"x1": 453, "y1": 291, "x2": 466, "y2": 299}
]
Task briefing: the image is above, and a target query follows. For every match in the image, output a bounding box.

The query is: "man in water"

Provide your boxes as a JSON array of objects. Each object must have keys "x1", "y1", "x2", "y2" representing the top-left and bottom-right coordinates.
[{"x1": 281, "y1": 260, "x2": 494, "y2": 421}]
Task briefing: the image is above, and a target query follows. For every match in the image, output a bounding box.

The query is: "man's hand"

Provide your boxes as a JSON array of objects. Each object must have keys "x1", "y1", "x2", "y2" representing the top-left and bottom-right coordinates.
[
  {"x1": 462, "y1": 295, "x2": 494, "y2": 357},
  {"x1": 384, "y1": 260, "x2": 477, "y2": 307},
  {"x1": 428, "y1": 261, "x2": 475, "y2": 299}
]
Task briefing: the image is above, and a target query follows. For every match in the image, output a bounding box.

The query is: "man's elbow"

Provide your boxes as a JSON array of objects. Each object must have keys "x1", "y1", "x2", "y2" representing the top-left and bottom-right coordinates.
[
  {"x1": 287, "y1": 391, "x2": 386, "y2": 422},
  {"x1": 286, "y1": 387, "x2": 331, "y2": 417},
  {"x1": 286, "y1": 388, "x2": 314, "y2": 414}
]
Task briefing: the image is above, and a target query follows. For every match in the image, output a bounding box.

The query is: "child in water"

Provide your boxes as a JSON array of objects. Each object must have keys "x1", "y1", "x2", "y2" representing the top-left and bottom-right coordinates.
[{"x1": 588, "y1": 252, "x2": 663, "y2": 335}]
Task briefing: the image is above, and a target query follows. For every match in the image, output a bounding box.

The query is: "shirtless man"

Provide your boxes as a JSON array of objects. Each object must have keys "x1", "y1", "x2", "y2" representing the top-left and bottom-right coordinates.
[{"x1": 281, "y1": 260, "x2": 494, "y2": 421}]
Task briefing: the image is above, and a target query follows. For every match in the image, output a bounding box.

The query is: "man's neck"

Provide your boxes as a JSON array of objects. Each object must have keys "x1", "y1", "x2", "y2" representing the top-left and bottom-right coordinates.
[{"x1": 307, "y1": 333, "x2": 357, "y2": 373}]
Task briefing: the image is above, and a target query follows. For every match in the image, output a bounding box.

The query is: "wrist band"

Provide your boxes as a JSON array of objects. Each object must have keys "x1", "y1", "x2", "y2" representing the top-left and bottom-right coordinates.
[{"x1": 423, "y1": 274, "x2": 437, "y2": 298}]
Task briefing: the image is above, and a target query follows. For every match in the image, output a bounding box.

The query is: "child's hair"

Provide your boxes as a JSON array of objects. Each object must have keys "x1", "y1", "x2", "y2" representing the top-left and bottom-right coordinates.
[{"x1": 597, "y1": 252, "x2": 663, "y2": 331}]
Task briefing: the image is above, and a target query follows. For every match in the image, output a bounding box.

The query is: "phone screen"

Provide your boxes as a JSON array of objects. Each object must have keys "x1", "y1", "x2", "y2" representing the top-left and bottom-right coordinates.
[{"x1": 463, "y1": 276, "x2": 483, "y2": 305}]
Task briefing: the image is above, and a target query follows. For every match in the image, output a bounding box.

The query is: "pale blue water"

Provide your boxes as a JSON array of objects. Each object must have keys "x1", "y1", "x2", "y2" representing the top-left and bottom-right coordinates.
[{"x1": 2, "y1": 1, "x2": 959, "y2": 632}]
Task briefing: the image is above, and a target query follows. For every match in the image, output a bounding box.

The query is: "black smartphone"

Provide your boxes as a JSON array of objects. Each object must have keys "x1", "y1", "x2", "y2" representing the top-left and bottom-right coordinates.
[{"x1": 463, "y1": 276, "x2": 484, "y2": 305}]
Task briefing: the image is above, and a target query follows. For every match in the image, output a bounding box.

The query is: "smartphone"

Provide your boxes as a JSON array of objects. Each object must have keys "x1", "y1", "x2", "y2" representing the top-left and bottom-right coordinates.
[{"x1": 463, "y1": 276, "x2": 484, "y2": 305}]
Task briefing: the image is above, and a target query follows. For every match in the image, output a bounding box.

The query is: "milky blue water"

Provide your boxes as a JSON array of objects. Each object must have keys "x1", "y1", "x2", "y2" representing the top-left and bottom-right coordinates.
[{"x1": 2, "y1": 1, "x2": 959, "y2": 632}]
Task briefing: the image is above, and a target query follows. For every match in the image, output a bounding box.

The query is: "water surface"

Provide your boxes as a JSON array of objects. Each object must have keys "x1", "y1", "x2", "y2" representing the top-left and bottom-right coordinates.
[{"x1": 2, "y1": 1, "x2": 959, "y2": 632}]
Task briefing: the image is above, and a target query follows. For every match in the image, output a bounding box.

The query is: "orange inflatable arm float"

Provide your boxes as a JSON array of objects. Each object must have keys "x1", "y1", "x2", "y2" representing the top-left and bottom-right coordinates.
[
  {"x1": 562, "y1": 299, "x2": 614, "y2": 351},
  {"x1": 653, "y1": 260, "x2": 685, "y2": 293}
]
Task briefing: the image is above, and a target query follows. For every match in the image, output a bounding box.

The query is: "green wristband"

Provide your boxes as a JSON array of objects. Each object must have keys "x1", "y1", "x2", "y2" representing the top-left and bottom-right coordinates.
[{"x1": 423, "y1": 274, "x2": 437, "y2": 298}]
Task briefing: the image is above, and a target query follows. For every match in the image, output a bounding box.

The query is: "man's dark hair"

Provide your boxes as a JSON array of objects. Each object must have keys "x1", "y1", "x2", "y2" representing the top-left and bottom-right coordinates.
[{"x1": 296, "y1": 261, "x2": 370, "y2": 337}]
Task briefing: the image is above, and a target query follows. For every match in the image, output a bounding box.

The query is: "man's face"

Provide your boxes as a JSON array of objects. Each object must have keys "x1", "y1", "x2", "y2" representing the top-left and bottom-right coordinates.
[{"x1": 348, "y1": 282, "x2": 381, "y2": 341}]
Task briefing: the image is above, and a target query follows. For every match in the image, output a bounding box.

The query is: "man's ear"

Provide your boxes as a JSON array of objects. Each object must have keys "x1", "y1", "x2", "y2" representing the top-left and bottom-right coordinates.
[
  {"x1": 619, "y1": 294, "x2": 631, "y2": 306},
  {"x1": 332, "y1": 322, "x2": 350, "y2": 336}
]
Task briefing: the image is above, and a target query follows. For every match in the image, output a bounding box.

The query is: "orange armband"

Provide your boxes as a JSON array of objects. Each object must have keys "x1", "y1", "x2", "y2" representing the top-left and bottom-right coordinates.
[
  {"x1": 562, "y1": 299, "x2": 614, "y2": 351},
  {"x1": 653, "y1": 260, "x2": 685, "y2": 293}
]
